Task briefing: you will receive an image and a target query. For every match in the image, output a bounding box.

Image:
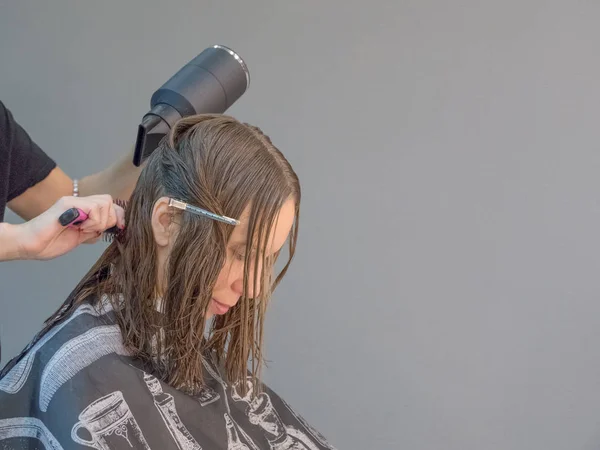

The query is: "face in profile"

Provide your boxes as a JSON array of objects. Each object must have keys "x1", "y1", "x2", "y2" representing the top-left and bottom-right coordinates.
[
  {"x1": 152, "y1": 196, "x2": 296, "y2": 318},
  {"x1": 208, "y1": 198, "x2": 296, "y2": 318}
]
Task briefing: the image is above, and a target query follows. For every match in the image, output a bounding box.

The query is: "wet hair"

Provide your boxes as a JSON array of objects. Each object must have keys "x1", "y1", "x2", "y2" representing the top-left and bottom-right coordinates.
[{"x1": 45, "y1": 114, "x2": 300, "y2": 394}]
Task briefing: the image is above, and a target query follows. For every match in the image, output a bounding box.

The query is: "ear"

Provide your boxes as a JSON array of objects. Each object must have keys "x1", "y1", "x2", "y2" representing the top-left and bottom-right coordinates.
[{"x1": 151, "y1": 197, "x2": 178, "y2": 247}]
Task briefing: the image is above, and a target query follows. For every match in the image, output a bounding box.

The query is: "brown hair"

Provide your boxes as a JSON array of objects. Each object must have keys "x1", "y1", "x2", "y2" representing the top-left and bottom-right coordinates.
[{"x1": 45, "y1": 114, "x2": 300, "y2": 394}]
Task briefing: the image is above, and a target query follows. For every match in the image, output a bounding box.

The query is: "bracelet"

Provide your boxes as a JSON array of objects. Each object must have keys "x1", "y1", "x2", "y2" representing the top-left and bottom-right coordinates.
[{"x1": 73, "y1": 179, "x2": 79, "y2": 197}]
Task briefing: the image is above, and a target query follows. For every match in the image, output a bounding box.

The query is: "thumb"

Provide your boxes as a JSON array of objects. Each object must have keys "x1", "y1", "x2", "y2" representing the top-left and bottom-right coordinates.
[{"x1": 79, "y1": 230, "x2": 102, "y2": 245}]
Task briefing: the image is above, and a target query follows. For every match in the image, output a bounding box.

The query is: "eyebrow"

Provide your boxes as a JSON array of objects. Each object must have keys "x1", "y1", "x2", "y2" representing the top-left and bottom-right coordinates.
[
  {"x1": 230, "y1": 241, "x2": 260, "y2": 252},
  {"x1": 230, "y1": 240, "x2": 252, "y2": 248}
]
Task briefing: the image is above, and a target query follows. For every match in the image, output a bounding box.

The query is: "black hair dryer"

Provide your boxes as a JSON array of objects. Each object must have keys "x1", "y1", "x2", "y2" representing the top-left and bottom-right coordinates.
[{"x1": 133, "y1": 45, "x2": 250, "y2": 166}]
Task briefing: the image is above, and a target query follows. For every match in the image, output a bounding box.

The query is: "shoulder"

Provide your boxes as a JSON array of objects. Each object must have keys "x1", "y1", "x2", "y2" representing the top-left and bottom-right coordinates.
[
  {"x1": 0, "y1": 99, "x2": 17, "y2": 134},
  {"x1": 0, "y1": 99, "x2": 45, "y2": 159},
  {"x1": 0, "y1": 100, "x2": 13, "y2": 149}
]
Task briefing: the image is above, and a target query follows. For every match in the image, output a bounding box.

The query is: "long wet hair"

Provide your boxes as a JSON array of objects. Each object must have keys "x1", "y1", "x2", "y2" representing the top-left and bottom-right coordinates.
[{"x1": 43, "y1": 114, "x2": 300, "y2": 394}]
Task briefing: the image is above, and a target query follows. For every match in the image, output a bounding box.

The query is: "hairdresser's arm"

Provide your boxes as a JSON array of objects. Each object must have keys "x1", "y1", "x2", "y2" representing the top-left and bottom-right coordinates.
[
  {"x1": 8, "y1": 147, "x2": 143, "y2": 221},
  {"x1": 0, "y1": 222, "x2": 24, "y2": 261},
  {"x1": 1, "y1": 195, "x2": 125, "y2": 262}
]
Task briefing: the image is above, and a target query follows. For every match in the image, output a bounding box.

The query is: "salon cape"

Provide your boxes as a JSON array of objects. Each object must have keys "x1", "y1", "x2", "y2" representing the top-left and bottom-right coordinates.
[{"x1": 0, "y1": 297, "x2": 337, "y2": 450}]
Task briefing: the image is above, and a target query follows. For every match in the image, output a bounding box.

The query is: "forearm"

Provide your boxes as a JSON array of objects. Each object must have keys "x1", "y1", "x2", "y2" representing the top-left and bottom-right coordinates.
[
  {"x1": 8, "y1": 147, "x2": 143, "y2": 221},
  {"x1": 0, "y1": 222, "x2": 24, "y2": 261},
  {"x1": 78, "y1": 147, "x2": 143, "y2": 201},
  {"x1": 7, "y1": 167, "x2": 72, "y2": 221}
]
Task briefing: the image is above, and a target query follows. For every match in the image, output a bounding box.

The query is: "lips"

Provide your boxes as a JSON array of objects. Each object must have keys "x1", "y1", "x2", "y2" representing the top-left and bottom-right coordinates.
[{"x1": 211, "y1": 298, "x2": 231, "y2": 315}]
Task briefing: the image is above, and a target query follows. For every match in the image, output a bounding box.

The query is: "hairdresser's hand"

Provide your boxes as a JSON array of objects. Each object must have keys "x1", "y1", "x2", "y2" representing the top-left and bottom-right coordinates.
[{"x1": 0, "y1": 195, "x2": 125, "y2": 261}]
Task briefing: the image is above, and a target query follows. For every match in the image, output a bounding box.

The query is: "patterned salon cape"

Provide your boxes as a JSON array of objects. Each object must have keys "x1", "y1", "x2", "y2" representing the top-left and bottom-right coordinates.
[{"x1": 0, "y1": 299, "x2": 337, "y2": 450}]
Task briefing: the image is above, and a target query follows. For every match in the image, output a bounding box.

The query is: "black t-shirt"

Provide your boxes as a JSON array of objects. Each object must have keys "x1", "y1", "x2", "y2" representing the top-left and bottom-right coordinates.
[{"x1": 0, "y1": 100, "x2": 56, "y2": 222}]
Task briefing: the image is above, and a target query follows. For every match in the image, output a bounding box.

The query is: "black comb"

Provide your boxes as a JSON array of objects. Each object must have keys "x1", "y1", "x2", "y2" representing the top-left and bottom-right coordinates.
[{"x1": 103, "y1": 198, "x2": 128, "y2": 242}]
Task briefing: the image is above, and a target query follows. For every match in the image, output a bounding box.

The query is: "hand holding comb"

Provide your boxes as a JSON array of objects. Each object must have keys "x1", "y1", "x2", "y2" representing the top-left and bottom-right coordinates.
[{"x1": 57, "y1": 198, "x2": 127, "y2": 242}]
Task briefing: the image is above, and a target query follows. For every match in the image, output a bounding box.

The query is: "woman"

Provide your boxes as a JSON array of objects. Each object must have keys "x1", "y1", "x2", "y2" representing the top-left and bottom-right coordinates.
[{"x1": 0, "y1": 115, "x2": 336, "y2": 450}]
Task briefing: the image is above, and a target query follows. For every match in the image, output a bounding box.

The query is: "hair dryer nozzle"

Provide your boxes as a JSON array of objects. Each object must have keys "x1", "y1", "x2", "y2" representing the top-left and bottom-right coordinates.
[{"x1": 133, "y1": 45, "x2": 250, "y2": 166}]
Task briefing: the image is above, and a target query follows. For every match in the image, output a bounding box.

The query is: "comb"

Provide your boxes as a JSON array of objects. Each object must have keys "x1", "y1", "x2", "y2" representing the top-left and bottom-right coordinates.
[{"x1": 103, "y1": 198, "x2": 128, "y2": 242}]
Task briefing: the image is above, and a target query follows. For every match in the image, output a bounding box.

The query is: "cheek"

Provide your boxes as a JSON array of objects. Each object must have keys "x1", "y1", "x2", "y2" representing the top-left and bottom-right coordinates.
[
  {"x1": 245, "y1": 261, "x2": 266, "y2": 296},
  {"x1": 210, "y1": 256, "x2": 269, "y2": 298},
  {"x1": 212, "y1": 263, "x2": 231, "y2": 293},
  {"x1": 212, "y1": 257, "x2": 244, "y2": 293}
]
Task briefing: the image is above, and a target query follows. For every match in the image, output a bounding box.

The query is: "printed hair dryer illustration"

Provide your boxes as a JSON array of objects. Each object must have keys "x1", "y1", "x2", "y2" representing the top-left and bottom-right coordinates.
[{"x1": 133, "y1": 45, "x2": 250, "y2": 166}]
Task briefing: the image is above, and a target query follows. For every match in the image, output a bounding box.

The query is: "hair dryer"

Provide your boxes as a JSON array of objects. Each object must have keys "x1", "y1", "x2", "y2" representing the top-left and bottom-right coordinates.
[{"x1": 133, "y1": 45, "x2": 250, "y2": 166}]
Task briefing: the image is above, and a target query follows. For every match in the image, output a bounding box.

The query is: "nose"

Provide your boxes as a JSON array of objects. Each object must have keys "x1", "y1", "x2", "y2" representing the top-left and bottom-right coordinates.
[
  {"x1": 231, "y1": 278, "x2": 244, "y2": 297},
  {"x1": 230, "y1": 270, "x2": 262, "y2": 299}
]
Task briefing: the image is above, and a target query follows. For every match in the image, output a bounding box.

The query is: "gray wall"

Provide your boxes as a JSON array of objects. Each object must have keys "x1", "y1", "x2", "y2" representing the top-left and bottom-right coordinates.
[{"x1": 2, "y1": 1, "x2": 600, "y2": 449}]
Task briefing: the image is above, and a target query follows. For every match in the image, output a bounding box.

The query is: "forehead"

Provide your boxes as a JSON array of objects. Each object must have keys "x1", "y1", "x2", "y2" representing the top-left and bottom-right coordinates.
[{"x1": 229, "y1": 198, "x2": 296, "y2": 254}]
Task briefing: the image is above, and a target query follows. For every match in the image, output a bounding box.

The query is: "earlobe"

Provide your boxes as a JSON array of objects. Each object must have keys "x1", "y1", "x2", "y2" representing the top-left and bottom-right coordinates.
[{"x1": 151, "y1": 197, "x2": 176, "y2": 247}]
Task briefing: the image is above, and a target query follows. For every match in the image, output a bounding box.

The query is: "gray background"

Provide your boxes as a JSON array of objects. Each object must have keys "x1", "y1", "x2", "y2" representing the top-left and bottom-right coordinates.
[{"x1": 2, "y1": 1, "x2": 600, "y2": 449}]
